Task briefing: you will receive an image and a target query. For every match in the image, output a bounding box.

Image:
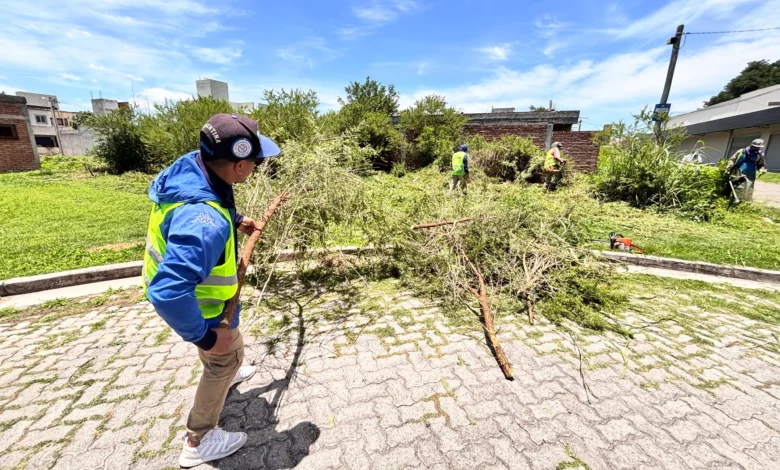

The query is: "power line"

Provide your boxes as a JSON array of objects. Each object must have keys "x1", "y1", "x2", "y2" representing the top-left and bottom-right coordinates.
[{"x1": 684, "y1": 26, "x2": 780, "y2": 35}]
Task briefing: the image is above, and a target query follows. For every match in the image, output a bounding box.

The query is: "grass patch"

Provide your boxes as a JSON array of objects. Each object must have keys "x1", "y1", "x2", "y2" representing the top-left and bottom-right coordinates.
[
  {"x1": 761, "y1": 172, "x2": 780, "y2": 184},
  {"x1": 0, "y1": 156, "x2": 150, "y2": 279},
  {"x1": 624, "y1": 274, "x2": 780, "y2": 326},
  {"x1": 152, "y1": 328, "x2": 171, "y2": 346},
  {"x1": 89, "y1": 319, "x2": 107, "y2": 332}
]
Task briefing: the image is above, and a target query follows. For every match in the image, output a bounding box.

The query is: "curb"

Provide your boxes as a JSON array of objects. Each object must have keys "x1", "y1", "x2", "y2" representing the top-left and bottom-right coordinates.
[
  {"x1": 596, "y1": 251, "x2": 780, "y2": 284},
  {"x1": 0, "y1": 246, "x2": 378, "y2": 297}
]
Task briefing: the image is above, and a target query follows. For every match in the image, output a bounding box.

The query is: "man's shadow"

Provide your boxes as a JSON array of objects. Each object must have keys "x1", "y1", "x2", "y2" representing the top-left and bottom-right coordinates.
[{"x1": 211, "y1": 290, "x2": 321, "y2": 469}]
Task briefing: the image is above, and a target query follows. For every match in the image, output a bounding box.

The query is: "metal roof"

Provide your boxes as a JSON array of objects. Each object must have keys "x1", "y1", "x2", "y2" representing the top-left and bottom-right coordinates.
[{"x1": 685, "y1": 106, "x2": 780, "y2": 135}]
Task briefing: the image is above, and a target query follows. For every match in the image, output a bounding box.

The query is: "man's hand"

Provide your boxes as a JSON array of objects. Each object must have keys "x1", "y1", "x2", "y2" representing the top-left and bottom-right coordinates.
[
  {"x1": 206, "y1": 328, "x2": 232, "y2": 355},
  {"x1": 238, "y1": 217, "x2": 257, "y2": 236}
]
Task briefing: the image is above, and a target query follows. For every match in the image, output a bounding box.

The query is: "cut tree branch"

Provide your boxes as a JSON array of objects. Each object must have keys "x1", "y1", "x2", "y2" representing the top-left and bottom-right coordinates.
[
  {"x1": 460, "y1": 248, "x2": 514, "y2": 381},
  {"x1": 221, "y1": 191, "x2": 289, "y2": 329},
  {"x1": 412, "y1": 218, "x2": 474, "y2": 230}
]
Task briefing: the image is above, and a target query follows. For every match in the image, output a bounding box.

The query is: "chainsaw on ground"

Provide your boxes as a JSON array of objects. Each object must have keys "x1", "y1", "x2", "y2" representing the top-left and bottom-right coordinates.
[
  {"x1": 608, "y1": 232, "x2": 644, "y2": 253},
  {"x1": 592, "y1": 232, "x2": 644, "y2": 254}
]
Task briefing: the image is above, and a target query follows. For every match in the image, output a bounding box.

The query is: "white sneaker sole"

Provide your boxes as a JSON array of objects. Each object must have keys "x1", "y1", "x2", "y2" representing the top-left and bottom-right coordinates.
[
  {"x1": 178, "y1": 433, "x2": 248, "y2": 468},
  {"x1": 229, "y1": 367, "x2": 256, "y2": 388}
]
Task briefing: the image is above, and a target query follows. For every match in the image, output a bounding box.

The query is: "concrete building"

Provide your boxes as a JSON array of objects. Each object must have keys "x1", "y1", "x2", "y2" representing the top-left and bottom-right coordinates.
[
  {"x1": 0, "y1": 94, "x2": 40, "y2": 172},
  {"x1": 92, "y1": 98, "x2": 119, "y2": 116},
  {"x1": 16, "y1": 91, "x2": 64, "y2": 152},
  {"x1": 197, "y1": 78, "x2": 230, "y2": 102},
  {"x1": 669, "y1": 85, "x2": 780, "y2": 171},
  {"x1": 196, "y1": 78, "x2": 257, "y2": 112}
]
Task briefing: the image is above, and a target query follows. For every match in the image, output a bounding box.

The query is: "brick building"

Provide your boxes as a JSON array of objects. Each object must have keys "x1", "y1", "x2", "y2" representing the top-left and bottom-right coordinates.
[
  {"x1": 461, "y1": 109, "x2": 600, "y2": 172},
  {"x1": 0, "y1": 94, "x2": 40, "y2": 172}
]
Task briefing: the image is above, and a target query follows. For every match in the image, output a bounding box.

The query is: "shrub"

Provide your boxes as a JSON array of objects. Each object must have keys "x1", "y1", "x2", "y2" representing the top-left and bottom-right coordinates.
[
  {"x1": 250, "y1": 89, "x2": 320, "y2": 145},
  {"x1": 592, "y1": 110, "x2": 728, "y2": 221},
  {"x1": 468, "y1": 135, "x2": 543, "y2": 182},
  {"x1": 140, "y1": 96, "x2": 235, "y2": 167},
  {"x1": 399, "y1": 95, "x2": 467, "y2": 169},
  {"x1": 87, "y1": 107, "x2": 151, "y2": 174}
]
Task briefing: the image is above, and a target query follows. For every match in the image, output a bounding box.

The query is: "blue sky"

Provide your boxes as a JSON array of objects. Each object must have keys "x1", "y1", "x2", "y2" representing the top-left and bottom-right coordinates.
[{"x1": 1, "y1": 0, "x2": 779, "y2": 128}]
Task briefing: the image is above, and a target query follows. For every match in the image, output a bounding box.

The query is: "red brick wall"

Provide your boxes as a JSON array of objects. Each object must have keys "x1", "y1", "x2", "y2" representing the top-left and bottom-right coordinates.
[
  {"x1": 553, "y1": 130, "x2": 599, "y2": 173},
  {"x1": 463, "y1": 123, "x2": 548, "y2": 147},
  {"x1": 0, "y1": 100, "x2": 39, "y2": 173},
  {"x1": 463, "y1": 123, "x2": 599, "y2": 172}
]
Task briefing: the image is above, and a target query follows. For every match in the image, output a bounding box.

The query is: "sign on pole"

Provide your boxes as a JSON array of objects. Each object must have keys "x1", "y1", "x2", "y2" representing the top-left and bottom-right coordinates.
[{"x1": 652, "y1": 103, "x2": 671, "y2": 122}]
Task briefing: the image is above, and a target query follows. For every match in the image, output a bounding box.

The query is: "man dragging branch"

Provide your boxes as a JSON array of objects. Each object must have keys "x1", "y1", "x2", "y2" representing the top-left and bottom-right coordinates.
[{"x1": 142, "y1": 114, "x2": 281, "y2": 467}]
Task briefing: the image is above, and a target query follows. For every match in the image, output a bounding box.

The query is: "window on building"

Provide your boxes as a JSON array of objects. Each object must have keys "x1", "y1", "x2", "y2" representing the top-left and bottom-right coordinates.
[
  {"x1": 726, "y1": 134, "x2": 762, "y2": 158},
  {"x1": 35, "y1": 115, "x2": 48, "y2": 124},
  {"x1": 35, "y1": 135, "x2": 58, "y2": 147},
  {"x1": 63, "y1": 118, "x2": 69, "y2": 127},
  {"x1": 0, "y1": 124, "x2": 18, "y2": 139},
  {"x1": 56, "y1": 118, "x2": 64, "y2": 126},
  {"x1": 765, "y1": 134, "x2": 780, "y2": 172}
]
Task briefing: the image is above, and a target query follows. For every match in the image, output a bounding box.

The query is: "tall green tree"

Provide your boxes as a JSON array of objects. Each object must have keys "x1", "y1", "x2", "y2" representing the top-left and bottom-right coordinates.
[
  {"x1": 338, "y1": 76, "x2": 399, "y2": 116},
  {"x1": 71, "y1": 111, "x2": 93, "y2": 129},
  {"x1": 705, "y1": 59, "x2": 780, "y2": 106},
  {"x1": 399, "y1": 95, "x2": 467, "y2": 169},
  {"x1": 250, "y1": 89, "x2": 319, "y2": 144},
  {"x1": 335, "y1": 77, "x2": 404, "y2": 170}
]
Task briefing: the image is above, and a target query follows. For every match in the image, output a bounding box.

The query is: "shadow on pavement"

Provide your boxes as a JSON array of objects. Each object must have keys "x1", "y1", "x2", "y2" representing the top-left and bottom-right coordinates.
[{"x1": 212, "y1": 284, "x2": 321, "y2": 469}]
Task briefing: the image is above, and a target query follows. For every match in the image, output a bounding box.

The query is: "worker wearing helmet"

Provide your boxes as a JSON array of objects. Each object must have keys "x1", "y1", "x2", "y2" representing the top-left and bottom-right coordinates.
[
  {"x1": 450, "y1": 144, "x2": 469, "y2": 194},
  {"x1": 143, "y1": 114, "x2": 281, "y2": 467},
  {"x1": 725, "y1": 139, "x2": 767, "y2": 202},
  {"x1": 543, "y1": 142, "x2": 566, "y2": 191}
]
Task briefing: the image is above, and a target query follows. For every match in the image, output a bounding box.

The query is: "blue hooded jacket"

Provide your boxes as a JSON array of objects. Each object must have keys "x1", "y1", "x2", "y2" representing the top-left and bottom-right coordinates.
[
  {"x1": 146, "y1": 151, "x2": 241, "y2": 346},
  {"x1": 736, "y1": 147, "x2": 763, "y2": 179}
]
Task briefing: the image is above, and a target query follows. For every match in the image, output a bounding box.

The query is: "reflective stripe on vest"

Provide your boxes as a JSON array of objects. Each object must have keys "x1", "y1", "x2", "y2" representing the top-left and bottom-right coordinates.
[
  {"x1": 452, "y1": 151, "x2": 466, "y2": 176},
  {"x1": 142, "y1": 201, "x2": 238, "y2": 320}
]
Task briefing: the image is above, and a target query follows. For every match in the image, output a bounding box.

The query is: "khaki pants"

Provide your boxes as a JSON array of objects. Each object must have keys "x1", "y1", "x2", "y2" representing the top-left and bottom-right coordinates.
[
  {"x1": 449, "y1": 174, "x2": 468, "y2": 193},
  {"x1": 186, "y1": 328, "x2": 244, "y2": 446}
]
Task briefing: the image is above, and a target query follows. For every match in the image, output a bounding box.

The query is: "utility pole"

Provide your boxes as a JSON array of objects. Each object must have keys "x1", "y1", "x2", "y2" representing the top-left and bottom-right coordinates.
[
  {"x1": 655, "y1": 24, "x2": 684, "y2": 133},
  {"x1": 46, "y1": 97, "x2": 63, "y2": 155}
]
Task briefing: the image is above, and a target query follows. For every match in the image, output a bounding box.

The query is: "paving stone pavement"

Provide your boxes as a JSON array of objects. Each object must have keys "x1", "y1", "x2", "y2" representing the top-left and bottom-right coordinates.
[{"x1": 0, "y1": 279, "x2": 779, "y2": 470}]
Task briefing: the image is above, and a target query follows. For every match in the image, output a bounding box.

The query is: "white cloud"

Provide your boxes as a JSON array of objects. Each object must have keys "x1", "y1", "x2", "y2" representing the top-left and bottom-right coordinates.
[
  {"x1": 609, "y1": 0, "x2": 756, "y2": 39},
  {"x1": 401, "y1": 33, "x2": 780, "y2": 125},
  {"x1": 534, "y1": 14, "x2": 564, "y2": 30},
  {"x1": 478, "y1": 44, "x2": 512, "y2": 61},
  {"x1": 276, "y1": 38, "x2": 338, "y2": 69},
  {"x1": 193, "y1": 47, "x2": 243, "y2": 65},
  {"x1": 341, "y1": 0, "x2": 419, "y2": 40},
  {"x1": 353, "y1": 0, "x2": 418, "y2": 23},
  {"x1": 60, "y1": 73, "x2": 82, "y2": 81}
]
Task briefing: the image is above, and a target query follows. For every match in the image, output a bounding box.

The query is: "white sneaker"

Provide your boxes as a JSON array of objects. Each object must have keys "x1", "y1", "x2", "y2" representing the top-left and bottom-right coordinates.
[
  {"x1": 230, "y1": 365, "x2": 256, "y2": 388},
  {"x1": 179, "y1": 428, "x2": 247, "y2": 468}
]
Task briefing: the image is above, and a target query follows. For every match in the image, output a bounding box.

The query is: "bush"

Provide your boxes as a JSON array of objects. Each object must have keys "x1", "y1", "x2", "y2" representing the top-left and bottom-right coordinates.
[
  {"x1": 140, "y1": 96, "x2": 235, "y2": 167},
  {"x1": 468, "y1": 135, "x2": 543, "y2": 182},
  {"x1": 592, "y1": 110, "x2": 728, "y2": 221},
  {"x1": 87, "y1": 108, "x2": 151, "y2": 174},
  {"x1": 250, "y1": 89, "x2": 319, "y2": 145},
  {"x1": 399, "y1": 95, "x2": 467, "y2": 169}
]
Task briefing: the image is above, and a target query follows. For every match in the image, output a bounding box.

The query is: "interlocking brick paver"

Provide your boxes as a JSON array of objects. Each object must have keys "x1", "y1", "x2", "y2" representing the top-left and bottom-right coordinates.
[{"x1": 1, "y1": 282, "x2": 779, "y2": 470}]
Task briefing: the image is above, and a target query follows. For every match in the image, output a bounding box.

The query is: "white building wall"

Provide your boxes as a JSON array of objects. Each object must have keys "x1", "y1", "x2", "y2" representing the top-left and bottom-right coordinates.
[{"x1": 668, "y1": 85, "x2": 780, "y2": 128}]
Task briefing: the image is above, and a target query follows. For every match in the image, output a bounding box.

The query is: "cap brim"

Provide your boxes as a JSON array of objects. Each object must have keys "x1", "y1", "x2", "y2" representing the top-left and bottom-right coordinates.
[{"x1": 257, "y1": 134, "x2": 281, "y2": 159}]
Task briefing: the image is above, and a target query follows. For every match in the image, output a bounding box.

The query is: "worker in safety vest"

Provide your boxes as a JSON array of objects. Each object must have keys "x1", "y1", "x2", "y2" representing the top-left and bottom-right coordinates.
[
  {"x1": 725, "y1": 139, "x2": 767, "y2": 202},
  {"x1": 543, "y1": 142, "x2": 566, "y2": 191},
  {"x1": 143, "y1": 114, "x2": 280, "y2": 468},
  {"x1": 450, "y1": 144, "x2": 470, "y2": 194}
]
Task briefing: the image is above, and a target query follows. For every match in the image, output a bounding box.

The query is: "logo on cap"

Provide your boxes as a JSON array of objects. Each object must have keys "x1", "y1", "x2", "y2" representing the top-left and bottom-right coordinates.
[{"x1": 232, "y1": 138, "x2": 253, "y2": 158}]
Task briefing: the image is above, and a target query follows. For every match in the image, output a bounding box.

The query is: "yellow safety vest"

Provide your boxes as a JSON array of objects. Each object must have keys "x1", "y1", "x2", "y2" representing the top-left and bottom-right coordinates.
[
  {"x1": 544, "y1": 148, "x2": 560, "y2": 170},
  {"x1": 142, "y1": 201, "x2": 238, "y2": 319},
  {"x1": 452, "y1": 151, "x2": 466, "y2": 176}
]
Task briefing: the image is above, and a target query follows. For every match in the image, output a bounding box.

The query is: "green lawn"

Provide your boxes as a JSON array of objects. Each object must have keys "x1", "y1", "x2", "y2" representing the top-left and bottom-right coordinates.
[
  {"x1": 761, "y1": 172, "x2": 780, "y2": 184},
  {"x1": 0, "y1": 157, "x2": 151, "y2": 279},
  {"x1": 2, "y1": 158, "x2": 779, "y2": 280}
]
